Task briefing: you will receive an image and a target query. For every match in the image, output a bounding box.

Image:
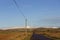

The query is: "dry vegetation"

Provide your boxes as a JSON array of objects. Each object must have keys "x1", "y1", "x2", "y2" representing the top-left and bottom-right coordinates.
[
  {"x1": 34, "y1": 28, "x2": 60, "y2": 40},
  {"x1": 0, "y1": 28, "x2": 33, "y2": 40},
  {"x1": 0, "y1": 28, "x2": 60, "y2": 40}
]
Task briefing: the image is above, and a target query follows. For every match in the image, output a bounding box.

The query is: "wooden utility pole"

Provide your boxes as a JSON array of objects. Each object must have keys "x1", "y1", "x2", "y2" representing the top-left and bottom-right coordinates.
[
  {"x1": 13, "y1": 0, "x2": 28, "y2": 39},
  {"x1": 25, "y1": 18, "x2": 28, "y2": 38}
]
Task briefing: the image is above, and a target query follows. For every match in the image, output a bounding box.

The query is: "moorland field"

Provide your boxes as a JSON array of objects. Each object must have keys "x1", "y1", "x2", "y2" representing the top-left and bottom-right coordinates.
[{"x1": 0, "y1": 28, "x2": 60, "y2": 40}]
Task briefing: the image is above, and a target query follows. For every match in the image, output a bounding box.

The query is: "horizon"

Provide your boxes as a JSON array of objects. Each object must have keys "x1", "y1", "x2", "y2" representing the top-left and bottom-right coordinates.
[{"x1": 0, "y1": 26, "x2": 60, "y2": 30}]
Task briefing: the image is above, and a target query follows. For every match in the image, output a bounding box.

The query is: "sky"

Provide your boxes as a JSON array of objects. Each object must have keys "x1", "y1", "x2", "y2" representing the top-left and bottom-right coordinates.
[{"x1": 0, "y1": 0, "x2": 60, "y2": 28}]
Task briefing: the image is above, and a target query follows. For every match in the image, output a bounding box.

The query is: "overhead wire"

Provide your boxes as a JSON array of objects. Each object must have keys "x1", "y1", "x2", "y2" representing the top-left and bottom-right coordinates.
[
  {"x1": 13, "y1": 0, "x2": 26, "y2": 19},
  {"x1": 12, "y1": 0, "x2": 28, "y2": 38}
]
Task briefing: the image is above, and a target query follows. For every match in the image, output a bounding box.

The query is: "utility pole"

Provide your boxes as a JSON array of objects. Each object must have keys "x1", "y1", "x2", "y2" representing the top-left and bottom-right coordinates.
[
  {"x1": 25, "y1": 19, "x2": 27, "y2": 29},
  {"x1": 13, "y1": 0, "x2": 28, "y2": 39},
  {"x1": 25, "y1": 18, "x2": 28, "y2": 37}
]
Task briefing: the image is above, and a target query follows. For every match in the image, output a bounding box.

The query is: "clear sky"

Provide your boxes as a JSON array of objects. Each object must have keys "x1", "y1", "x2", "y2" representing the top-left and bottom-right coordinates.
[{"x1": 0, "y1": 0, "x2": 60, "y2": 28}]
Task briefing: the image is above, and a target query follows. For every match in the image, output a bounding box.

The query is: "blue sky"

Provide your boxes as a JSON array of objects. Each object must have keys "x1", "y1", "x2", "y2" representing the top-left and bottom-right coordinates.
[{"x1": 0, "y1": 0, "x2": 60, "y2": 28}]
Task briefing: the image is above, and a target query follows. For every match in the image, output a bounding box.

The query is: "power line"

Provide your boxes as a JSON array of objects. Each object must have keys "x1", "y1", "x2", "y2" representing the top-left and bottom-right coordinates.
[
  {"x1": 12, "y1": 0, "x2": 28, "y2": 38},
  {"x1": 13, "y1": 0, "x2": 26, "y2": 19},
  {"x1": 12, "y1": 0, "x2": 27, "y2": 29}
]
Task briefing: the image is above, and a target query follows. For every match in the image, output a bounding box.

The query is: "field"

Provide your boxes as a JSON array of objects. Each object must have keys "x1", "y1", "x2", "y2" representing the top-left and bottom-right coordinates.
[
  {"x1": 0, "y1": 28, "x2": 33, "y2": 40},
  {"x1": 33, "y1": 28, "x2": 60, "y2": 40},
  {"x1": 0, "y1": 28, "x2": 60, "y2": 40}
]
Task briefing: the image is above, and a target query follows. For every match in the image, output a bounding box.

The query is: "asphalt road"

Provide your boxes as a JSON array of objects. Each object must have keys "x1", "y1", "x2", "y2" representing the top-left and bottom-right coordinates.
[{"x1": 30, "y1": 33, "x2": 52, "y2": 40}]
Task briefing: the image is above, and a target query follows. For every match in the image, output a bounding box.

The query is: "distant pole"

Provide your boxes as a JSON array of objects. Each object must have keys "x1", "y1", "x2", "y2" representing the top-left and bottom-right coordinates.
[
  {"x1": 25, "y1": 18, "x2": 28, "y2": 37},
  {"x1": 25, "y1": 18, "x2": 27, "y2": 30}
]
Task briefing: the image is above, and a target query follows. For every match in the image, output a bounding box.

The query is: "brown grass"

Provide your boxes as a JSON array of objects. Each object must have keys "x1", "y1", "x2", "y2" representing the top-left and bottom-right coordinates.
[{"x1": 0, "y1": 28, "x2": 60, "y2": 40}]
